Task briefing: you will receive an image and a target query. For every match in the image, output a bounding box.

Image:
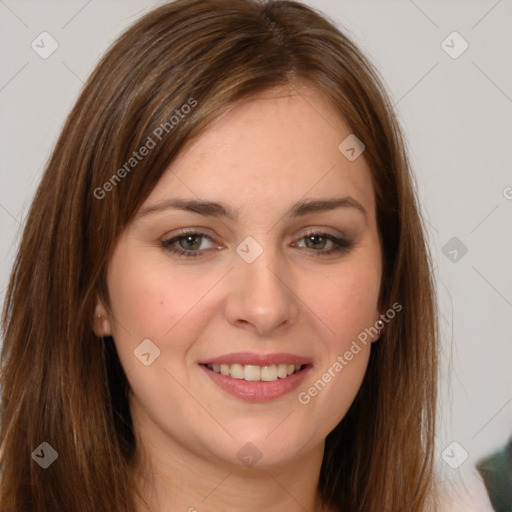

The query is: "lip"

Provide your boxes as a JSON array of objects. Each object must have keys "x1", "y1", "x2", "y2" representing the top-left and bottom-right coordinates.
[
  {"x1": 198, "y1": 351, "x2": 312, "y2": 366},
  {"x1": 198, "y1": 354, "x2": 313, "y2": 402},
  {"x1": 199, "y1": 364, "x2": 312, "y2": 402}
]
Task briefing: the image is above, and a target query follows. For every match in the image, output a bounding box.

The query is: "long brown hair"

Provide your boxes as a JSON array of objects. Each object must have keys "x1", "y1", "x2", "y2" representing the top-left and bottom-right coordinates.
[{"x1": 0, "y1": 0, "x2": 438, "y2": 510}]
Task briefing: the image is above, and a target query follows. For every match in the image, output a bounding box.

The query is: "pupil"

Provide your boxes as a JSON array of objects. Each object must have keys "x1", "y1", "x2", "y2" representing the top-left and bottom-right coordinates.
[
  {"x1": 182, "y1": 235, "x2": 200, "y2": 250},
  {"x1": 307, "y1": 235, "x2": 324, "y2": 249}
]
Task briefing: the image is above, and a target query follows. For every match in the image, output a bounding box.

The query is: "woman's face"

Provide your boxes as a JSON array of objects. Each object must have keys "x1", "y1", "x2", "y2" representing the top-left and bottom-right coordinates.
[{"x1": 95, "y1": 84, "x2": 382, "y2": 470}]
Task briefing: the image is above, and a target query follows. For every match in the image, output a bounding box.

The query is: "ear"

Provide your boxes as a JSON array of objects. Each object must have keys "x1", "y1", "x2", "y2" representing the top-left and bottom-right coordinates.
[{"x1": 93, "y1": 299, "x2": 112, "y2": 337}]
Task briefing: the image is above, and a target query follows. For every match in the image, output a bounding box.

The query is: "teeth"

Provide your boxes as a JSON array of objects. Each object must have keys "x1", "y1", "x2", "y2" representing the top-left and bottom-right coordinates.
[
  {"x1": 206, "y1": 363, "x2": 304, "y2": 382},
  {"x1": 244, "y1": 365, "x2": 260, "y2": 381},
  {"x1": 261, "y1": 365, "x2": 277, "y2": 381},
  {"x1": 277, "y1": 363, "x2": 288, "y2": 378},
  {"x1": 230, "y1": 363, "x2": 244, "y2": 379}
]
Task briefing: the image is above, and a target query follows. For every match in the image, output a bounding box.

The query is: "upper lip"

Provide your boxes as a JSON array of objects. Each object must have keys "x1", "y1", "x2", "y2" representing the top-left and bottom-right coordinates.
[{"x1": 198, "y1": 352, "x2": 312, "y2": 366}]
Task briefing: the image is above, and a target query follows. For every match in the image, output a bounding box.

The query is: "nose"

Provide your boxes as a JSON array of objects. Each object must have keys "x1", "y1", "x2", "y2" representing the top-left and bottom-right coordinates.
[{"x1": 224, "y1": 243, "x2": 301, "y2": 337}]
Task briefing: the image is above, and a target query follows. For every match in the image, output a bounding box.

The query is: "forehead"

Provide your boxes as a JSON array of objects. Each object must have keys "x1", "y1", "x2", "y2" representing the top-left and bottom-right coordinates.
[{"x1": 144, "y1": 83, "x2": 375, "y2": 218}]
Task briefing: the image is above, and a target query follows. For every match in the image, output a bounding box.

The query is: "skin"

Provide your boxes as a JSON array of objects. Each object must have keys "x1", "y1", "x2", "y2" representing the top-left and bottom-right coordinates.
[{"x1": 94, "y1": 82, "x2": 383, "y2": 512}]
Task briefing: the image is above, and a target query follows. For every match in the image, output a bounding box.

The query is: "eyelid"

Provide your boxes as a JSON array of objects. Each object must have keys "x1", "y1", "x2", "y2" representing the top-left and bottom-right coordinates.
[
  {"x1": 162, "y1": 226, "x2": 346, "y2": 245},
  {"x1": 162, "y1": 228, "x2": 219, "y2": 247},
  {"x1": 162, "y1": 227, "x2": 217, "y2": 241},
  {"x1": 300, "y1": 226, "x2": 347, "y2": 239}
]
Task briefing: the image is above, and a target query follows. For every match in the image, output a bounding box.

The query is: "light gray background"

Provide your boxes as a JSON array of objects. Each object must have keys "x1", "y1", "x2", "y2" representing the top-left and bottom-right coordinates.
[{"x1": 1, "y1": 0, "x2": 511, "y2": 499}]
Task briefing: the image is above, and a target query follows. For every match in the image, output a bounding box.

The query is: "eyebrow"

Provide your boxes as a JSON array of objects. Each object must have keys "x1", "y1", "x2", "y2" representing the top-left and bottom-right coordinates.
[{"x1": 137, "y1": 196, "x2": 367, "y2": 221}]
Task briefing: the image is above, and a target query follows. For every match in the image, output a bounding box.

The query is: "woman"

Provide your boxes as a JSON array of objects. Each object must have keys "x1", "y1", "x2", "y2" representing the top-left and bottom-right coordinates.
[{"x1": 0, "y1": 0, "x2": 438, "y2": 510}]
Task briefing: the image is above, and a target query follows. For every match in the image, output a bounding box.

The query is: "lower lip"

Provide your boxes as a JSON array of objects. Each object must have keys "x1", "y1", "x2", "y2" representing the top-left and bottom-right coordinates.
[{"x1": 199, "y1": 364, "x2": 311, "y2": 402}]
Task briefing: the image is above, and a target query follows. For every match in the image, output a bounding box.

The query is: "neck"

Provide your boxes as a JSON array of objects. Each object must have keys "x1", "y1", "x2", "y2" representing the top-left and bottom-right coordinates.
[{"x1": 130, "y1": 412, "x2": 332, "y2": 512}]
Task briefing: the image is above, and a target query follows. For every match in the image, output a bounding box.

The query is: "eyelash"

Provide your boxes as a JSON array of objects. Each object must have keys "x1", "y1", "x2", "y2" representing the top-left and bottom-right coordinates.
[{"x1": 160, "y1": 229, "x2": 352, "y2": 258}]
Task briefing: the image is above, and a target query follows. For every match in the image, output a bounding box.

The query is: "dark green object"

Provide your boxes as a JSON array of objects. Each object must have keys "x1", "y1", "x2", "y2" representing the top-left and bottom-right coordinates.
[{"x1": 476, "y1": 436, "x2": 512, "y2": 512}]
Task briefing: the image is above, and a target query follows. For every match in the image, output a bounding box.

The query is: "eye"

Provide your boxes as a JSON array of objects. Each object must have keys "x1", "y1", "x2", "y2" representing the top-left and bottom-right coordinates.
[
  {"x1": 160, "y1": 229, "x2": 352, "y2": 258},
  {"x1": 294, "y1": 231, "x2": 351, "y2": 255},
  {"x1": 161, "y1": 231, "x2": 218, "y2": 257}
]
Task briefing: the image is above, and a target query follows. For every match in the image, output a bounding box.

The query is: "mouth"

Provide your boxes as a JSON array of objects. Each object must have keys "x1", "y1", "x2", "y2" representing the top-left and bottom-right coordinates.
[
  {"x1": 198, "y1": 353, "x2": 312, "y2": 402},
  {"x1": 203, "y1": 362, "x2": 306, "y2": 382}
]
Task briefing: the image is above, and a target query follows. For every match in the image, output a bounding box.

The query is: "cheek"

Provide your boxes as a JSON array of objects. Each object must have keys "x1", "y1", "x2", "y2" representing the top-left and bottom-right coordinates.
[
  {"x1": 105, "y1": 248, "x2": 227, "y2": 383},
  {"x1": 294, "y1": 258, "x2": 379, "y2": 426},
  {"x1": 312, "y1": 258, "x2": 381, "y2": 345},
  {"x1": 107, "y1": 252, "x2": 218, "y2": 340},
  {"x1": 105, "y1": 258, "x2": 217, "y2": 433}
]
